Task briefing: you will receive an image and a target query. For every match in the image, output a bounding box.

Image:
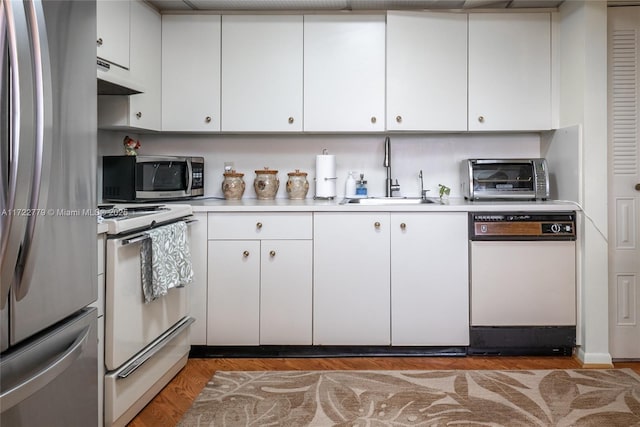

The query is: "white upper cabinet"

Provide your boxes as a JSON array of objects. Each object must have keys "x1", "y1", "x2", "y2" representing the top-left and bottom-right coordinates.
[
  {"x1": 98, "y1": 1, "x2": 161, "y2": 130},
  {"x1": 162, "y1": 15, "x2": 221, "y2": 132},
  {"x1": 128, "y1": 1, "x2": 161, "y2": 130},
  {"x1": 96, "y1": 0, "x2": 130, "y2": 69},
  {"x1": 468, "y1": 13, "x2": 552, "y2": 131},
  {"x1": 304, "y1": 15, "x2": 386, "y2": 132},
  {"x1": 221, "y1": 15, "x2": 303, "y2": 132},
  {"x1": 386, "y1": 11, "x2": 467, "y2": 131}
]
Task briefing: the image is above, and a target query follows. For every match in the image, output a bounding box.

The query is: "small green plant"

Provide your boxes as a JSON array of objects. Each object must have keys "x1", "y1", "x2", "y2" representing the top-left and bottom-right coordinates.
[{"x1": 438, "y1": 184, "x2": 451, "y2": 199}]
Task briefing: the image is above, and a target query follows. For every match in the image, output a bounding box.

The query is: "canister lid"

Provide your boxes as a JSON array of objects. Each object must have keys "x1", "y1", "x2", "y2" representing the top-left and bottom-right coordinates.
[
  {"x1": 288, "y1": 169, "x2": 307, "y2": 177},
  {"x1": 223, "y1": 170, "x2": 244, "y2": 177},
  {"x1": 255, "y1": 167, "x2": 278, "y2": 174}
]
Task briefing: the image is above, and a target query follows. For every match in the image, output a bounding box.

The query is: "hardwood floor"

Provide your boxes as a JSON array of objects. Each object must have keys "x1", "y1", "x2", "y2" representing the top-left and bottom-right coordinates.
[{"x1": 127, "y1": 356, "x2": 640, "y2": 427}]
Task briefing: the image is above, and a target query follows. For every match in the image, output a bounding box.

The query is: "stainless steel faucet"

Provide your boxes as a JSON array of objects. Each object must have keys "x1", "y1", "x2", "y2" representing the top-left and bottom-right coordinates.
[
  {"x1": 419, "y1": 170, "x2": 429, "y2": 200},
  {"x1": 384, "y1": 137, "x2": 400, "y2": 197}
]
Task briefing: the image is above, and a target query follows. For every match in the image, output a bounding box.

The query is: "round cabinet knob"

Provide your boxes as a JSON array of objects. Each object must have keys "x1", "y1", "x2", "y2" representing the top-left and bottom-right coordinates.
[
  {"x1": 635, "y1": 183, "x2": 640, "y2": 191},
  {"x1": 97, "y1": 38, "x2": 103, "y2": 46},
  {"x1": 269, "y1": 250, "x2": 276, "y2": 257},
  {"x1": 478, "y1": 116, "x2": 485, "y2": 123},
  {"x1": 256, "y1": 222, "x2": 263, "y2": 229},
  {"x1": 374, "y1": 221, "x2": 381, "y2": 229},
  {"x1": 135, "y1": 112, "x2": 142, "y2": 119},
  {"x1": 396, "y1": 115, "x2": 402, "y2": 123},
  {"x1": 243, "y1": 250, "x2": 250, "y2": 258},
  {"x1": 288, "y1": 117, "x2": 294, "y2": 124},
  {"x1": 205, "y1": 116, "x2": 212, "y2": 123},
  {"x1": 400, "y1": 223, "x2": 406, "y2": 230},
  {"x1": 371, "y1": 116, "x2": 377, "y2": 124}
]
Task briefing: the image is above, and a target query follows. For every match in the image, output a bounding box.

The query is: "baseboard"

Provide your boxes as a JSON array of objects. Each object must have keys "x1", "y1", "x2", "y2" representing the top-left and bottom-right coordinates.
[
  {"x1": 576, "y1": 348, "x2": 614, "y2": 368},
  {"x1": 189, "y1": 345, "x2": 467, "y2": 358}
]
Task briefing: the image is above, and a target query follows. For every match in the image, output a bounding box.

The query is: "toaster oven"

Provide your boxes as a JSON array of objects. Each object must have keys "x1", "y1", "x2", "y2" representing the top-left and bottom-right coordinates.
[{"x1": 461, "y1": 159, "x2": 549, "y2": 201}]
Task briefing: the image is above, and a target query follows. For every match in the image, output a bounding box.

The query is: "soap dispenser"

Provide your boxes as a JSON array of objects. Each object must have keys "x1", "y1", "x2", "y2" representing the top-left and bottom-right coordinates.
[
  {"x1": 345, "y1": 171, "x2": 356, "y2": 197},
  {"x1": 356, "y1": 173, "x2": 368, "y2": 196}
]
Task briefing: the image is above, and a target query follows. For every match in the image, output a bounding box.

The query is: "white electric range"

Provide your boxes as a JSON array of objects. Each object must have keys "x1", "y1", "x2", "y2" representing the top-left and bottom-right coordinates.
[{"x1": 99, "y1": 203, "x2": 195, "y2": 427}]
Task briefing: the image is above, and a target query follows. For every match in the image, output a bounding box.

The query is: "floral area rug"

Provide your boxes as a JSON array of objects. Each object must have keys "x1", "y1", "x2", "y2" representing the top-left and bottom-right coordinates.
[{"x1": 177, "y1": 369, "x2": 640, "y2": 426}]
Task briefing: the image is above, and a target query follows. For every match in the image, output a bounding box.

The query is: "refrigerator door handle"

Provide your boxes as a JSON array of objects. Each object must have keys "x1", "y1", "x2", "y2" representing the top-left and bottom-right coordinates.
[
  {"x1": 0, "y1": 0, "x2": 26, "y2": 309},
  {"x1": 0, "y1": 324, "x2": 91, "y2": 411},
  {"x1": 13, "y1": 0, "x2": 51, "y2": 301}
]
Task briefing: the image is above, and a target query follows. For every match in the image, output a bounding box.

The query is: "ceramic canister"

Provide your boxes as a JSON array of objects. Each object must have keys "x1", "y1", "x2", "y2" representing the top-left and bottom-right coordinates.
[
  {"x1": 222, "y1": 170, "x2": 245, "y2": 200},
  {"x1": 286, "y1": 169, "x2": 309, "y2": 200},
  {"x1": 254, "y1": 168, "x2": 279, "y2": 200}
]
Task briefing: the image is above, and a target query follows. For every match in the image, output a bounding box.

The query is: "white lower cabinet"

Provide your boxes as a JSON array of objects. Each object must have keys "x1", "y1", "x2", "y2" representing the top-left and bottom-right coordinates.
[
  {"x1": 207, "y1": 213, "x2": 312, "y2": 345},
  {"x1": 188, "y1": 212, "x2": 208, "y2": 345},
  {"x1": 390, "y1": 213, "x2": 469, "y2": 346},
  {"x1": 314, "y1": 212, "x2": 469, "y2": 347},
  {"x1": 260, "y1": 240, "x2": 312, "y2": 344},
  {"x1": 208, "y1": 240, "x2": 261, "y2": 345},
  {"x1": 313, "y1": 213, "x2": 391, "y2": 345}
]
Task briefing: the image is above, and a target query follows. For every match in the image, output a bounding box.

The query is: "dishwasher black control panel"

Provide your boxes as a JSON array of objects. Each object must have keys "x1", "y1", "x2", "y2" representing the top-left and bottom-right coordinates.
[{"x1": 469, "y1": 211, "x2": 576, "y2": 241}]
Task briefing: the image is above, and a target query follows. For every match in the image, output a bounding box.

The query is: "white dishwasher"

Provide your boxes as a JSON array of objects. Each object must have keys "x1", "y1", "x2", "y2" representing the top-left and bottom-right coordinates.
[{"x1": 468, "y1": 211, "x2": 576, "y2": 356}]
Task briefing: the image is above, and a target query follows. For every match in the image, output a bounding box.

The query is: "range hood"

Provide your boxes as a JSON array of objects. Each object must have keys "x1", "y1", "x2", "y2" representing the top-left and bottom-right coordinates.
[{"x1": 97, "y1": 59, "x2": 144, "y2": 95}]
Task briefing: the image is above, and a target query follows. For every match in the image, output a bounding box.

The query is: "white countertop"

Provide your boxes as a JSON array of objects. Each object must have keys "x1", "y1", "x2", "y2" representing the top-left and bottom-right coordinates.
[{"x1": 187, "y1": 197, "x2": 579, "y2": 213}]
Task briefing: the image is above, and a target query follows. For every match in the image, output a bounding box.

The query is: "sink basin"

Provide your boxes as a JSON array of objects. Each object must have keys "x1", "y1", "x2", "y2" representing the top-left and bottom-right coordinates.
[{"x1": 341, "y1": 197, "x2": 439, "y2": 205}]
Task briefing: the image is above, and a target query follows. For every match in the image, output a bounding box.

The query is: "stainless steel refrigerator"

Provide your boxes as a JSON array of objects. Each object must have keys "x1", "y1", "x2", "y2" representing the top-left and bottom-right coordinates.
[{"x1": 1, "y1": 1, "x2": 98, "y2": 425}]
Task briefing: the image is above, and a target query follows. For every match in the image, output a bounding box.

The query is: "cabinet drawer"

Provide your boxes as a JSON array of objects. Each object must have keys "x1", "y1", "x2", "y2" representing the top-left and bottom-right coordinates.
[{"x1": 208, "y1": 213, "x2": 312, "y2": 240}]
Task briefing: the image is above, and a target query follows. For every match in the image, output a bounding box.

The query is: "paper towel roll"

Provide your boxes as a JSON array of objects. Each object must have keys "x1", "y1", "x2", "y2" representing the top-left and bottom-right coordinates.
[{"x1": 315, "y1": 154, "x2": 336, "y2": 198}]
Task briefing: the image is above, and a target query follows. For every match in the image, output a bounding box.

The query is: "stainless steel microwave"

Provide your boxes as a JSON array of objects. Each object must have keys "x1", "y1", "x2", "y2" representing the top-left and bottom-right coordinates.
[
  {"x1": 461, "y1": 159, "x2": 549, "y2": 201},
  {"x1": 102, "y1": 155, "x2": 204, "y2": 202}
]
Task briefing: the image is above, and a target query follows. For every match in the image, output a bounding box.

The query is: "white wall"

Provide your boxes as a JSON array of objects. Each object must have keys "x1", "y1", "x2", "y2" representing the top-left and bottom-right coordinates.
[
  {"x1": 98, "y1": 131, "x2": 541, "y2": 201},
  {"x1": 558, "y1": 0, "x2": 611, "y2": 366}
]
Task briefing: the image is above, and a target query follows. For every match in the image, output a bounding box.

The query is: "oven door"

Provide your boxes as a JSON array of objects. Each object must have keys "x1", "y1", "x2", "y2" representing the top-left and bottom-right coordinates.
[{"x1": 105, "y1": 231, "x2": 189, "y2": 371}]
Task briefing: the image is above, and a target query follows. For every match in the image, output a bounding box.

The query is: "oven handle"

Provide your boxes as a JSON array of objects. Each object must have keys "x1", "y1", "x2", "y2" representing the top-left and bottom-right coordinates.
[
  {"x1": 115, "y1": 316, "x2": 194, "y2": 379},
  {"x1": 121, "y1": 234, "x2": 150, "y2": 246}
]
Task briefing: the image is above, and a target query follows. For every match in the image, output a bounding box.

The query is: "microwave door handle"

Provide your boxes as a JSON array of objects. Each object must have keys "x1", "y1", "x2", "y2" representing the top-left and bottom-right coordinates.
[
  {"x1": 185, "y1": 160, "x2": 193, "y2": 194},
  {"x1": 14, "y1": 0, "x2": 50, "y2": 301}
]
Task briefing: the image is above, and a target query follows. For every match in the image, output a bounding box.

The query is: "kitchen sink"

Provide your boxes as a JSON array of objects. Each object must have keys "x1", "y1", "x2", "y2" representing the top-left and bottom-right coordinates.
[{"x1": 340, "y1": 197, "x2": 439, "y2": 205}]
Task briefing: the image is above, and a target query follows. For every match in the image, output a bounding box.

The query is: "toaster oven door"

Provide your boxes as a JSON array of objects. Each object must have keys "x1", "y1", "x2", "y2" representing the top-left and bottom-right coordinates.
[{"x1": 470, "y1": 161, "x2": 536, "y2": 200}]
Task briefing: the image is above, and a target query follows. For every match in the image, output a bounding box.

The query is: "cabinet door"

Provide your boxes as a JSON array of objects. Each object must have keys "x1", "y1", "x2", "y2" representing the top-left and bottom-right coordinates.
[
  {"x1": 207, "y1": 240, "x2": 260, "y2": 345},
  {"x1": 96, "y1": 0, "x2": 130, "y2": 69},
  {"x1": 97, "y1": 1, "x2": 161, "y2": 130},
  {"x1": 128, "y1": 0, "x2": 161, "y2": 130},
  {"x1": 221, "y1": 15, "x2": 303, "y2": 132},
  {"x1": 260, "y1": 240, "x2": 312, "y2": 345},
  {"x1": 386, "y1": 12, "x2": 467, "y2": 131},
  {"x1": 313, "y1": 213, "x2": 390, "y2": 345},
  {"x1": 188, "y1": 213, "x2": 208, "y2": 345},
  {"x1": 391, "y1": 213, "x2": 469, "y2": 346},
  {"x1": 468, "y1": 13, "x2": 551, "y2": 131},
  {"x1": 304, "y1": 15, "x2": 385, "y2": 132},
  {"x1": 162, "y1": 15, "x2": 221, "y2": 132}
]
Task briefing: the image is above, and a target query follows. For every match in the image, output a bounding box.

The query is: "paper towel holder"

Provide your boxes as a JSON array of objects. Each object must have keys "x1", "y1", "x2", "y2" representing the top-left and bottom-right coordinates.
[{"x1": 314, "y1": 148, "x2": 337, "y2": 200}]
